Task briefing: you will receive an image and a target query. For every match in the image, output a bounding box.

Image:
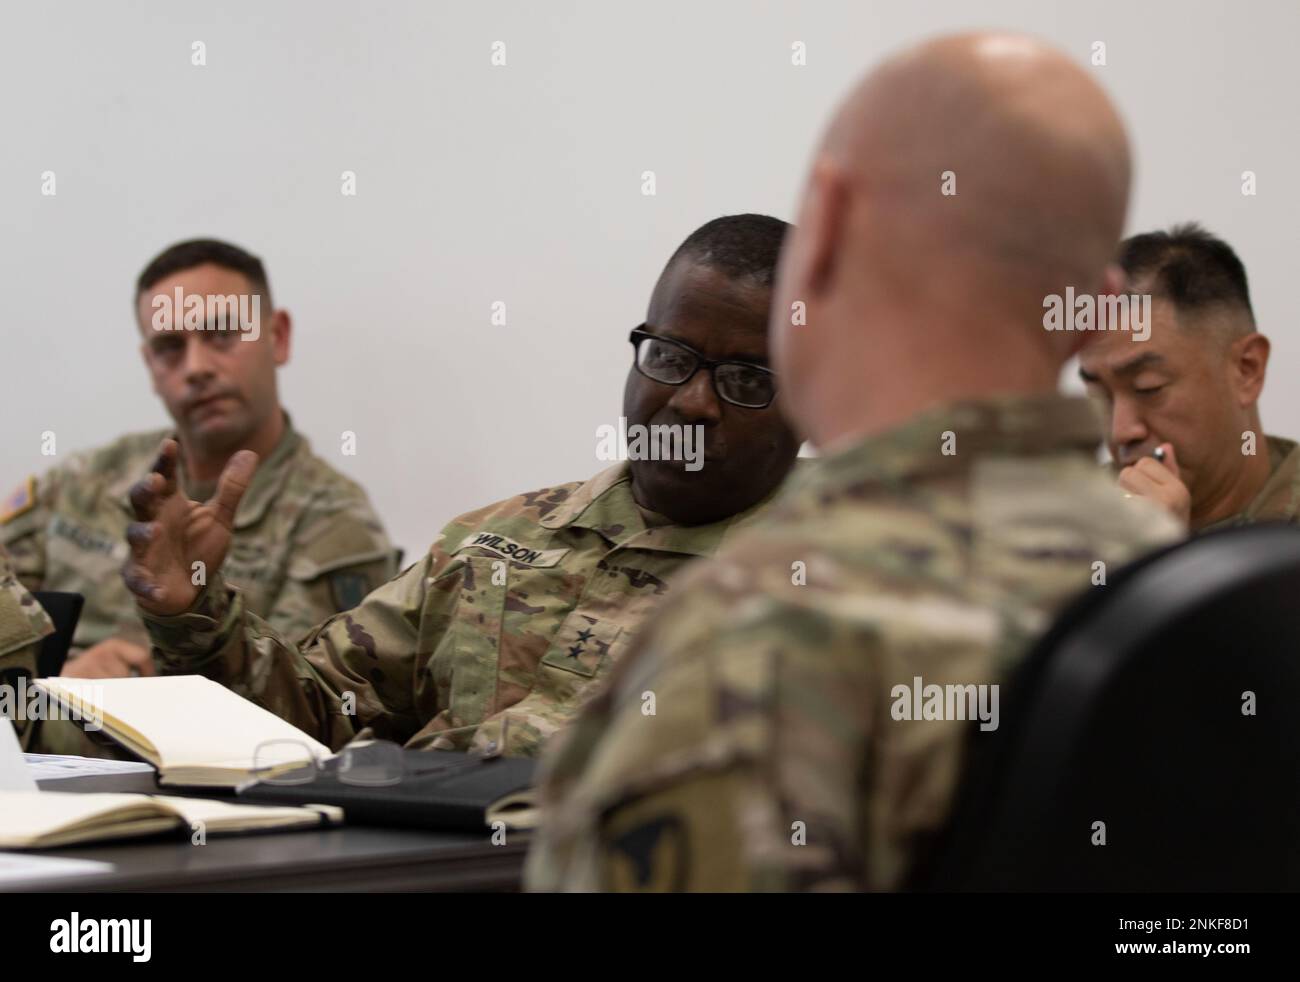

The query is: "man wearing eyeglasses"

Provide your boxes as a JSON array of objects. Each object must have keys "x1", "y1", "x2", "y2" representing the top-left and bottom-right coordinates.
[
  {"x1": 121, "y1": 214, "x2": 802, "y2": 757},
  {"x1": 526, "y1": 34, "x2": 1183, "y2": 891}
]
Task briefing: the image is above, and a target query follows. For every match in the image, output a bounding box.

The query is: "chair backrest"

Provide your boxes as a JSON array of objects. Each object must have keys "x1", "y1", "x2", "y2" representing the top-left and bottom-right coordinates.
[
  {"x1": 918, "y1": 523, "x2": 1300, "y2": 891},
  {"x1": 32, "y1": 591, "x2": 84, "y2": 677}
]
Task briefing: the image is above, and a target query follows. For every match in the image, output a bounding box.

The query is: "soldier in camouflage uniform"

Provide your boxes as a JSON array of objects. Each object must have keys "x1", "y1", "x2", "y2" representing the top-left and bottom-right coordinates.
[
  {"x1": 0, "y1": 238, "x2": 395, "y2": 754},
  {"x1": 1079, "y1": 224, "x2": 1300, "y2": 530},
  {"x1": 0, "y1": 423, "x2": 395, "y2": 657},
  {"x1": 525, "y1": 34, "x2": 1185, "y2": 891},
  {"x1": 124, "y1": 215, "x2": 803, "y2": 757},
  {"x1": 0, "y1": 547, "x2": 55, "y2": 749}
]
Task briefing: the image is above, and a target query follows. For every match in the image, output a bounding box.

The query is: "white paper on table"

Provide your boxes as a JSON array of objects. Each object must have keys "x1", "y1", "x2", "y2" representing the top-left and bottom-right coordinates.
[
  {"x1": 0, "y1": 852, "x2": 114, "y2": 884},
  {"x1": 22, "y1": 753, "x2": 155, "y2": 782},
  {"x1": 0, "y1": 719, "x2": 37, "y2": 792}
]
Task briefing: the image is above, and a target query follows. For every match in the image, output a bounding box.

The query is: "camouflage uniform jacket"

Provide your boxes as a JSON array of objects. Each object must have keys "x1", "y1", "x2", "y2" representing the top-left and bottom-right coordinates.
[
  {"x1": 0, "y1": 546, "x2": 54, "y2": 749},
  {"x1": 0, "y1": 416, "x2": 396, "y2": 654},
  {"x1": 143, "y1": 462, "x2": 786, "y2": 757},
  {"x1": 525, "y1": 394, "x2": 1183, "y2": 891},
  {"x1": 1203, "y1": 434, "x2": 1300, "y2": 529},
  {"x1": 0, "y1": 417, "x2": 395, "y2": 757}
]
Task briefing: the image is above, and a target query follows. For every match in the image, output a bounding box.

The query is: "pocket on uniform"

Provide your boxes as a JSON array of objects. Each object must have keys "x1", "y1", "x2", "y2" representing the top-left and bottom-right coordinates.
[{"x1": 438, "y1": 554, "x2": 510, "y2": 727}]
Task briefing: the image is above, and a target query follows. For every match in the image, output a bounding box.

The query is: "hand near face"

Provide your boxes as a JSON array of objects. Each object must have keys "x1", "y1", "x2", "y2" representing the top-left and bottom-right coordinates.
[{"x1": 1118, "y1": 442, "x2": 1191, "y2": 526}]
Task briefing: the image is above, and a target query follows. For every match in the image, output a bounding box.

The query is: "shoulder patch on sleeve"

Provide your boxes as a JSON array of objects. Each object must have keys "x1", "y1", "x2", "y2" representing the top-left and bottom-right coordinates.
[
  {"x1": 329, "y1": 571, "x2": 372, "y2": 612},
  {"x1": 0, "y1": 477, "x2": 36, "y2": 525},
  {"x1": 604, "y1": 814, "x2": 689, "y2": 892}
]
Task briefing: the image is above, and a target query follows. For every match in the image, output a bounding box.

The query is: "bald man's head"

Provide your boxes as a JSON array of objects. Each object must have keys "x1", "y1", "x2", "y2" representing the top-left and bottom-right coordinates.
[{"x1": 773, "y1": 32, "x2": 1133, "y2": 449}]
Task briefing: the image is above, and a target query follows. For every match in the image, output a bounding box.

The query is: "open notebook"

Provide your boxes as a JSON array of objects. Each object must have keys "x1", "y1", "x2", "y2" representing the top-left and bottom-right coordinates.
[
  {"x1": 0, "y1": 792, "x2": 340, "y2": 849},
  {"x1": 33, "y1": 676, "x2": 332, "y2": 788}
]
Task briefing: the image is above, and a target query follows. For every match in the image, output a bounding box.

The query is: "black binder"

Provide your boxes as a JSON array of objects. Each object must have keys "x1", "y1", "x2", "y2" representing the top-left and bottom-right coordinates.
[{"x1": 236, "y1": 749, "x2": 537, "y2": 833}]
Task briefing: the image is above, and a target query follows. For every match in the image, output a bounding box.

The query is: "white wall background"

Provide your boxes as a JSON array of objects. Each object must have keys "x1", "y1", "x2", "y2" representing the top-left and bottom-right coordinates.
[{"x1": 2, "y1": 0, "x2": 1296, "y2": 557}]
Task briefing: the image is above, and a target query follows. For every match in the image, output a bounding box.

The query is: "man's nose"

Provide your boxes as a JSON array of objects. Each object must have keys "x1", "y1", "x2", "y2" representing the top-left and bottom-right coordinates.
[
  {"x1": 1111, "y1": 396, "x2": 1148, "y2": 456},
  {"x1": 182, "y1": 338, "x2": 216, "y2": 383},
  {"x1": 666, "y1": 368, "x2": 723, "y2": 425}
]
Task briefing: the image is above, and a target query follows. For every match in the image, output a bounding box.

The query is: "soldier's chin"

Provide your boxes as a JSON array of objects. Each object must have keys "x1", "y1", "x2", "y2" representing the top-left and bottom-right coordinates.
[
  {"x1": 185, "y1": 411, "x2": 245, "y2": 451},
  {"x1": 632, "y1": 455, "x2": 715, "y2": 484},
  {"x1": 631, "y1": 457, "x2": 730, "y2": 516}
]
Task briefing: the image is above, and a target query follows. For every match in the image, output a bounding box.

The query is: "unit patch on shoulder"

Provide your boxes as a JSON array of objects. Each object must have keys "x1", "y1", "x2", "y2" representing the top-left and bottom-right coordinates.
[
  {"x1": 0, "y1": 477, "x2": 36, "y2": 525},
  {"x1": 603, "y1": 814, "x2": 689, "y2": 892},
  {"x1": 329, "y1": 572, "x2": 372, "y2": 613}
]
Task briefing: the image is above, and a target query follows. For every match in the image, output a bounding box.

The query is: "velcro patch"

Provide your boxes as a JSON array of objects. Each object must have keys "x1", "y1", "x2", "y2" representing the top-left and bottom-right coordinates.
[
  {"x1": 329, "y1": 571, "x2": 372, "y2": 612},
  {"x1": 0, "y1": 477, "x2": 36, "y2": 525},
  {"x1": 604, "y1": 814, "x2": 689, "y2": 892},
  {"x1": 453, "y1": 531, "x2": 569, "y2": 568}
]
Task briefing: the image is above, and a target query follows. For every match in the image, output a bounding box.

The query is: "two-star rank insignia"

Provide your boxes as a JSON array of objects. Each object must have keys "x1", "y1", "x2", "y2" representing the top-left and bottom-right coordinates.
[{"x1": 567, "y1": 627, "x2": 596, "y2": 658}]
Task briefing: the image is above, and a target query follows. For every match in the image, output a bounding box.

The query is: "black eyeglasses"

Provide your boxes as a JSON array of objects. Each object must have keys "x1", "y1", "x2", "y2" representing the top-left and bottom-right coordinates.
[
  {"x1": 629, "y1": 327, "x2": 777, "y2": 409},
  {"x1": 241, "y1": 724, "x2": 508, "y2": 791}
]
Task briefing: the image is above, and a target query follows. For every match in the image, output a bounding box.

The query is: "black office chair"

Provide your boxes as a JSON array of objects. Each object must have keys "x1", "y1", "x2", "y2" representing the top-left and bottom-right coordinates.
[
  {"x1": 32, "y1": 591, "x2": 84, "y2": 677},
  {"x1": 916, "y1": 523, "x2": 1300, "y2": 891}
]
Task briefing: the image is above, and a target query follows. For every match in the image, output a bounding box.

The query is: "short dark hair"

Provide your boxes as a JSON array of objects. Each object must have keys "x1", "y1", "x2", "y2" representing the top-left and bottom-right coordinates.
[
  {"x1": 667, "y1": 214, "x2": 790, "y2": 287},
  {"x1": 1117, "y1": 223, "x2": 1253, "y2": 321},
  {"x1": 136, "y1": 238, "x2": 273, "y2": 305}
]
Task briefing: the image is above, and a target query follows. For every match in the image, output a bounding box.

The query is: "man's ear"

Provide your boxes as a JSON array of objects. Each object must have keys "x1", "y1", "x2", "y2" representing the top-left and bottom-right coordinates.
[
  {"x1": 1100, "y1": 263, "x2": 1127, "y2": 298},
  {"x1": 791, "y1": 157, "x2": 850, "y2": 301},
  {"x1": 1233, "y1": 331, "x2": 1270, "y2": 406},
  {"x1": 271, "y1": 309, "x2": 292, "y2": 366}
]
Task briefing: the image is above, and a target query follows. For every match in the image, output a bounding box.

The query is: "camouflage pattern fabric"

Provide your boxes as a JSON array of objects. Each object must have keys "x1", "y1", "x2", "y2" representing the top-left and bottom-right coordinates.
[
  {"x1": 0, "y1": 416, "x2": 395, "y2": 756},
  {"x1": 525, "y1": 394, "x2": 1184, "y2": 891},
  {"x1": 143, "y1": 462, "x2": 785, "y2": 757},
  {"x1": 1202, "y1": 434, "x2": 1300, "y2": 529},
  {"x1": 0, "y1": 546, "x2": 54, "y2": 749}
]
